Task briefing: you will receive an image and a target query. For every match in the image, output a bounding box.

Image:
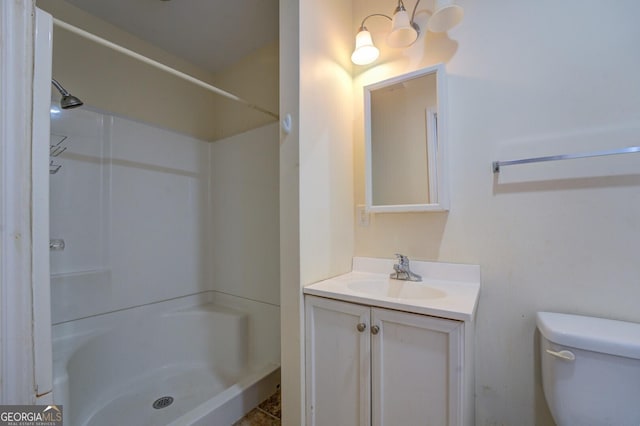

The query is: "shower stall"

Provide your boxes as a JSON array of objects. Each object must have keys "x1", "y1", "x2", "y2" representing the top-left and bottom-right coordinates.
[{"x1": 35, "y1": 5, "x2": 281, "y2": 425}]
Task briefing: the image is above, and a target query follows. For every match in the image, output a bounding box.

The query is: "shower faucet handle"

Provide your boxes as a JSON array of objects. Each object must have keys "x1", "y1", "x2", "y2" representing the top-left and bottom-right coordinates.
[{"x1": 50, "y1": 239, "x2": 65, "y2": 251}]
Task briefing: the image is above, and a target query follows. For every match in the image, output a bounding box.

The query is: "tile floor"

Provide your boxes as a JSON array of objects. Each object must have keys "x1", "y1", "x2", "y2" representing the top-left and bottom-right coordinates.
[{"x1": 232, "y1": 387, "x2": 281, "y2": 425}]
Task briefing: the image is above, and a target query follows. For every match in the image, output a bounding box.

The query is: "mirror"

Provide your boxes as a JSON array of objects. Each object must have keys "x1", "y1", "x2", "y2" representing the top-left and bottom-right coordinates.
[{"x1": 365, "y1": 64, "x2": 449, "y2": 213}]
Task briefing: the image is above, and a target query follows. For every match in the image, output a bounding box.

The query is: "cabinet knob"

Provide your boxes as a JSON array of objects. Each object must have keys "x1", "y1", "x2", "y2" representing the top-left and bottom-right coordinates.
[
  {"x1": 356, "y1": 323, "x2": 367, "y2": 332},
  {"x1": 371, "y1": 325, "x2": 380, "y2": 335}
]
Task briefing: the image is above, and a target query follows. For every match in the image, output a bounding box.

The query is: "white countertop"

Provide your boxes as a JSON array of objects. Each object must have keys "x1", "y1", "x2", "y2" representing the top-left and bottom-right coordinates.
[{"x1": 303, "y1": 257, "x2": 481, "y2": 322}]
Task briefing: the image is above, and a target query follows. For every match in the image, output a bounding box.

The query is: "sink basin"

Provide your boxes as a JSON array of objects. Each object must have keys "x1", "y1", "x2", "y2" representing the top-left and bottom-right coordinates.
[
  {"x1": 303, "y1": 257, "x2": 480, "y2": 320},
  {"x1": 347, "y1": 280, "x2": 446, "y2": 300}
]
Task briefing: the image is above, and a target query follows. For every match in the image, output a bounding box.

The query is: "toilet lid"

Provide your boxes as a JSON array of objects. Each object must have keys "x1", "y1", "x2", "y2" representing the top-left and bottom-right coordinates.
[{"x1": 537, "y1": 312, "x2": 640, "y2": 360}]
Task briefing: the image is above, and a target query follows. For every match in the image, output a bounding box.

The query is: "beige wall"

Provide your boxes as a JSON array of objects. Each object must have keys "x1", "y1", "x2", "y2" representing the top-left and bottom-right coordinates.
[
  {"x1": 280, "y1": 0, "x2": 355, "y2": 423},
  {"x1": 353, "y1": 0, "x2": 640, "y2": 424},
  {"x1": 299, "y1": 0, "x2": 354, "y2": 285},
  {"x1": 279, "y1": 0, "x2": 302, "y2": 423},
  {"x1": 211, "y1": 41, "x2": 280, "y2": 141},
  {"x1": 37, "y1": 0, "x2": 278, "y2": 142}
]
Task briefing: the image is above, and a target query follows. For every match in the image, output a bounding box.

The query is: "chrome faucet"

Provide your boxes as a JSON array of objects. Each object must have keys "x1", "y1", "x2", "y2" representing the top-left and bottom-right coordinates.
[{"x1": 390, "y1": 253, "x2": 422, "y2": 282}]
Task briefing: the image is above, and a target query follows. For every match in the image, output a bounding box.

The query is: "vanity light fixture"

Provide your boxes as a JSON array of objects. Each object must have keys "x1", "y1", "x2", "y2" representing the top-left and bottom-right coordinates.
[{"x1": 351, "y1": 0, "x2": 464, "y2": 65}]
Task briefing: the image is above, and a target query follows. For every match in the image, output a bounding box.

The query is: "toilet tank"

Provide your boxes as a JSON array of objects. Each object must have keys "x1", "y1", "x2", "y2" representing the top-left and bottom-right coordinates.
[{"x1": 536, "y1": 312, "x2": 640, "y2": 426}]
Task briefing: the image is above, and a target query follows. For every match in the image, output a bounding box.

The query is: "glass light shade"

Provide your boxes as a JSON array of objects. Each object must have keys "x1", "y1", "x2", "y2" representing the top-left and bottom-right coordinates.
[
  {"x1": 351, "y1": 29, "x2": 379, "y2": 65},
  {"x1": 387, "y1": 9, "x2": 418, "y2": 47},
  {"x1": 427, "y1": 0, "x2": 464, "y2": 33}
]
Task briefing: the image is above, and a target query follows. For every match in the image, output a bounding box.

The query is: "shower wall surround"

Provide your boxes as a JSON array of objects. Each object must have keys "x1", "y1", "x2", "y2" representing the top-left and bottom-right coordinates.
[
  {"x1": 210, "y1": 124, "x2": 280, "y2": 306},
  {"x1": 50, "y1": 108, "x2": 280, "y2": 324},
  {"x1": 50, "y1": 107, "x2": 210, "y2": 324}
]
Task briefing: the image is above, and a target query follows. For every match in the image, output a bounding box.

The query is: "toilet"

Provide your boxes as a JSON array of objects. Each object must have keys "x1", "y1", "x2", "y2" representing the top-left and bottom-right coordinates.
[{"x1": 536, "y1": 312, "x2": 640, "y2": 426}]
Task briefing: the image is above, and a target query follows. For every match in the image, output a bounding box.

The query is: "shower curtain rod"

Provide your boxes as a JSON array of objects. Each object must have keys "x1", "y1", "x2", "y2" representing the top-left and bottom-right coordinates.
[{"x1": 52, "y1": 18, "x2": 279, "y2": 120}]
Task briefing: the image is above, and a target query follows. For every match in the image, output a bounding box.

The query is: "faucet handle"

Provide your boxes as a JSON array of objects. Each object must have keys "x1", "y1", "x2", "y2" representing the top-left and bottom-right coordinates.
[{"x1": 392, "y1": 253, "x2": 421, "y2": 281}]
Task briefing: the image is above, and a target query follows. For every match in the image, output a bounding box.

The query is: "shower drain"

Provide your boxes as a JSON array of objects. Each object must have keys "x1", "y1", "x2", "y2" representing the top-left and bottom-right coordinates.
[{"x1": 152, "y1": 396, "x2": 174, "y2": 410}]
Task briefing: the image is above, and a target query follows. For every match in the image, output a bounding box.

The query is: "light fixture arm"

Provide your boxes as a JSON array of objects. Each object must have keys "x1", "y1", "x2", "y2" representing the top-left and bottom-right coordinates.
[
  {"x1": 358, "y1": 0, "x2": 423, "y2": 30},
  {"x1": 357, "y1": 0, "x2": 424, "y2": 36},
  {"x1": 358, "y1": 13, "x2": 392, "y2": 31},
  {"x1": 409, "y1": 0, "x2": 422, "y2": 25}
]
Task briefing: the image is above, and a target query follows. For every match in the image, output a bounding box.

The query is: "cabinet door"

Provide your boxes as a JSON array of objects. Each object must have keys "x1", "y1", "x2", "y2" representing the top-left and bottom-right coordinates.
[
  {"x1": 371, "y1": 308, "x2": 463, "y2": 426},
  {"x1": 305, "y1": 295, "x2": 371, "y2": 426}
]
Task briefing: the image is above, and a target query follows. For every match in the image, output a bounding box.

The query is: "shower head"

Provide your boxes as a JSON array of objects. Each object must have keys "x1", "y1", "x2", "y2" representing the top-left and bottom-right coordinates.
[{"x1": 51, "y1": 78, "x2": 83, "y2": 109}]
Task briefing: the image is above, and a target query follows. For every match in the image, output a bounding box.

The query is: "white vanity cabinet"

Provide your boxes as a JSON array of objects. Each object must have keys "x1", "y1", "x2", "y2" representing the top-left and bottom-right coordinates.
[{"x1": 305, "y1": 295, "x2": 469, "y2": 426}]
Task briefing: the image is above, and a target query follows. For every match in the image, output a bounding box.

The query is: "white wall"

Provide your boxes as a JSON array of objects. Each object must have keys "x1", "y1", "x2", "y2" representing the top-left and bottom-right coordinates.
[{"x1": 352, "y1": 0, "x2": 640, "y2": 424}]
